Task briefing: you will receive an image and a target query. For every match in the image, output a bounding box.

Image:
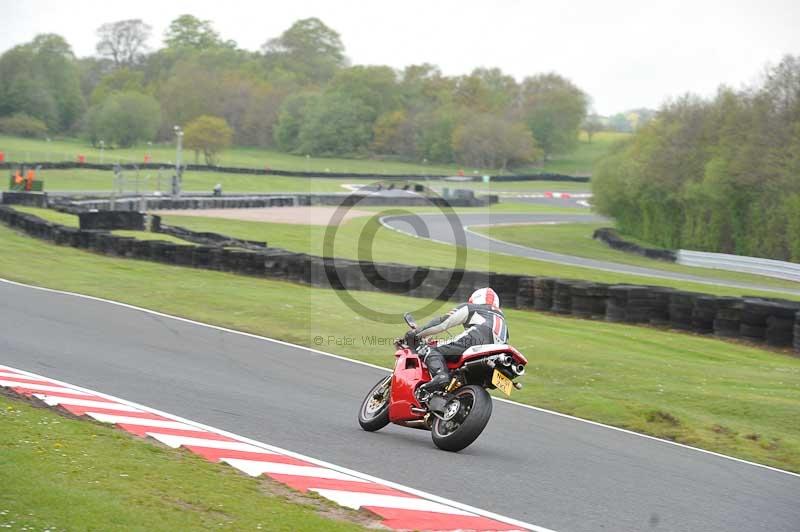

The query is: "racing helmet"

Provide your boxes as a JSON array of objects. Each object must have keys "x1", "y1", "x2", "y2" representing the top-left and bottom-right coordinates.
[{"x1": 469, "y1": 287, "x2": 500, "y2": 308}]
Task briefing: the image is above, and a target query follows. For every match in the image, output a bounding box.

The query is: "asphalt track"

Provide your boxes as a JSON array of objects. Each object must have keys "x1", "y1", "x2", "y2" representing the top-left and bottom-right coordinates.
[
  {"x1": 2, "y1": 280, "x2": 798, "y2": 532},
  {"x1": 381, "y1": 212, "x2": 800, "y2": 295}
]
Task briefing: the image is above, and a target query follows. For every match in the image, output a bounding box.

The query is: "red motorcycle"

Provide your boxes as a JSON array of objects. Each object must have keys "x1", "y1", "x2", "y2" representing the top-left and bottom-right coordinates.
[{"x1": 358, "y1": 313, "x2": 528, "y2": 452}]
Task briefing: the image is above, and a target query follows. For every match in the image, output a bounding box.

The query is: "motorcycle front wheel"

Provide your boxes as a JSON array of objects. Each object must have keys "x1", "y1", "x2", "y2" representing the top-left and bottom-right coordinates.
[
  {"x1": 431, "y1": 385, "x2": 492, "y2": 452},
  {"x1": 358, "y1": 375, "x2": 392, "y2": 431}
]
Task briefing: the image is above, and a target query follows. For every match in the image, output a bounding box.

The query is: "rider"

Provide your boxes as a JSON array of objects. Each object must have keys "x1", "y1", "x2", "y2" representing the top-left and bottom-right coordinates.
[{"x1": 407, "y1": 287, "x2": 509, "y2": 397}]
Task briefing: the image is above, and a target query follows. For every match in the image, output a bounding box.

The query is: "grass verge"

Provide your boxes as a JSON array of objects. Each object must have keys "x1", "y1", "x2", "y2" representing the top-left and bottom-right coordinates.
[
  {"x1": 1, "y1": 224, "x2": 799, "y2": 472},
  {"x1": 473, "y1": 222, "x2": 800, "y2": 291},
  {"x1": 0, "y1": 393, "x2": 368, "y2": 531}
]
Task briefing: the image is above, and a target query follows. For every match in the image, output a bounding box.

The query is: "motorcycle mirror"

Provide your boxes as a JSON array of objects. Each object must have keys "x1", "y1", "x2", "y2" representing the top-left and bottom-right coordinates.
[{"x1": 403, "y1": 312, "x2": 417, "y2": 329}]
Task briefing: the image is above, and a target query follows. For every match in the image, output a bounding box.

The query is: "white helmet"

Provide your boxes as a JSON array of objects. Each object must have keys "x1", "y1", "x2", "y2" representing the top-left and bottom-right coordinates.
[{"x1": 469, "y1": 287, "x2": 500, "y2": 308}]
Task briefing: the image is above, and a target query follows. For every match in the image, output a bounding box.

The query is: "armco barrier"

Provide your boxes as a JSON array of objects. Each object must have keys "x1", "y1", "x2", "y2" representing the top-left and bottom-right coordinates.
[
  {"x1": 677, "y1": 250, "x2": 800, "y2": 283},
  {"x1": 1, "y1": 204, "x2": 798, "y2": 356},
  {"x1": 0, "y1": 160, "x2": 587, "y2": 182}
]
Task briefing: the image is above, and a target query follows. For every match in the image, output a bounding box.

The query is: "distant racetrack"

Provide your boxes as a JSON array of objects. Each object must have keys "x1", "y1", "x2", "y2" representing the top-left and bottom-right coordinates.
[{"x1": 380, "y1": 212, "x2": 800, "y2": 295}]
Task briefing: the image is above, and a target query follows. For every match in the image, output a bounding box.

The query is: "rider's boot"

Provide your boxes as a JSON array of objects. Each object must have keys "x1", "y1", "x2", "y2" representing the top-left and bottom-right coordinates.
[{"x1": 418, "y1": 351, "x2": 451, "y2": 398}]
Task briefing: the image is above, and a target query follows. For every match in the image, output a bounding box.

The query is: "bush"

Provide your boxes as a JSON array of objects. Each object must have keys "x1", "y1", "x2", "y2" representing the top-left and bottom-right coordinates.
[
  {"x1": 0, "y1": 113, "x2": 48, "y2": 138},
  {"x1": 184, "y1": 115, "x2": 233, "y2": 165}
]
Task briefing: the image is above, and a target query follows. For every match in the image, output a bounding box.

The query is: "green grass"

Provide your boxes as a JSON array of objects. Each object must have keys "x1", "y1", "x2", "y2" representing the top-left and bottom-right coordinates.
[
  {"x1": 1, "y1": 224, "x2": 798, "y2": 473},
  {"x1": 473, "y1": 222, "x2": 800, "y2": 291},
  {"x1": 9, "y1": 206, "x2": 195, "y2": 245},
  {"x1": 8, "y1": 167, "x2": 592, "y2": 196},
  {"x1": 0, "y1": 131, "x2": 626, "y2": 177},
  {"x1": 0, "y1": 394, "x2": 368, "y2": 531},
  {"x1": 157, "y1": 212, "x2": 800, "y2": 300},
  {"x1": 362, "y1": 202, "x2": 586, "y2": 215}
]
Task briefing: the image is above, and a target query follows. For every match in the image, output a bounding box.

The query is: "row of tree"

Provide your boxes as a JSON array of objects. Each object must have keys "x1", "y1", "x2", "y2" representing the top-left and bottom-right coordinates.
[
  {"x1": 0, "y1": 15, "x2": 589, "y2": 168},
  {"x1": 593, "y1": 55, "x2": 800, "y2": 261}
]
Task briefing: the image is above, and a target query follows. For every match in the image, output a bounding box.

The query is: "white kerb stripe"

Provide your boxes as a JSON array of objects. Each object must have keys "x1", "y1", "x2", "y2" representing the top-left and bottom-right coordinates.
[
  {"x1": 0, "y1": 371, "x2": 48, "y2": 381},
  {"x1": 33, "y1": 395, "x2": 143, "y2": 412},
  {"x1": 86, "y1": 413, "x2": 202, "y2": 431},
  {"x1": 0, "y1": 380, "x2": 92, "y2": 395},
  {"x1": 146, "y1": 433, "x2": 276, "y2": 454},
  {"x1": 222, "y1": 458, "x2": 360, "y2": 481},
  {"x1": 311, "y1": 489, "x2": 474, "y2": 516}
]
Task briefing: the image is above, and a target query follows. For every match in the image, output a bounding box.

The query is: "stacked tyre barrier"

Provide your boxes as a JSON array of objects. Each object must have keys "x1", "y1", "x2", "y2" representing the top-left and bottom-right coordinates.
[
  {"x1": 593, "y1": 227, "x2": 677, "y2": 262},
  {"x1": 47, "y1": 193, "x2": 489, "y2": 212},
  {"x1": 713, "y1": 298, "x2": 743, "y2": 338},
  {"x1": 2, "y1": 204, "x2": 799, "y2": 356},
  {"x1": 0, "y1": 191, "x2": 48, "y2": 207}
]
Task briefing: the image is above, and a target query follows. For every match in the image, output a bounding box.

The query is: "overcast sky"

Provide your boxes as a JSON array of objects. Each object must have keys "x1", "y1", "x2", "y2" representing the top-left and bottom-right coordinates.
[{"x1": 3, "y1": 0, "x2": 799, "y2": 115}]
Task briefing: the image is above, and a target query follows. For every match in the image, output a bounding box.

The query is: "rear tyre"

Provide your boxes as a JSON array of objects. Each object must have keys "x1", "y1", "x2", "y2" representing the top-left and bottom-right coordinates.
[
  {"x1": 431, "y1": 385, "x2": 492, "y2": 452},
  {"x1": 358, "y1": 376, "x2": 391, "y2": 431}
]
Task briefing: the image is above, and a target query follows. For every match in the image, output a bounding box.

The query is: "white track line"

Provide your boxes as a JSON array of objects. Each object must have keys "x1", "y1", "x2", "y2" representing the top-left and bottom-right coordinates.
[
  {"x1": 86, "y1": 412, "x2": 201, "y2": 431},
  {"x1": 33, "y1": 394, "x2": 143, "y2": 412},
  {"x1": 0, "y1": 371, "x2": 48, "y2": 381},
  {"x1": 222, "y1": 458, "x2": 363, "y2": 481},
  {"x1": 2, "y1": 360, "x2": 544, "y2": 532},
  {"x1": 2, "y1": 276, "x2": 798, "y2": 482},
  {"x1": 0, "y1": 381, "x2": 92, "y2": 395},
  {"x1": 311, "y1": 489, "x2": 475, "y2": 516},
  {"x1": 146, "y1": 434, "x2": 273, "y2": 453}
]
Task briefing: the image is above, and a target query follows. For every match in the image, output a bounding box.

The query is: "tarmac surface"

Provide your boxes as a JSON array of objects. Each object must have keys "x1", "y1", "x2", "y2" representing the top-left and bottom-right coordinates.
[{"x1": 2, "y1": 280, "x2": 798, "y2": 532}]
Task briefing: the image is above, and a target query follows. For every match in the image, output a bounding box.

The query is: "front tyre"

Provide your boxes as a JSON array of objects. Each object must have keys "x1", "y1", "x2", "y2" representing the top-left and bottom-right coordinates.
[
  {"x1": 358, "y1": 375, "x2": 391, "y2": 431},
  {"x1": 431, "y1": 385, "x2": 493, "y2": 452}
]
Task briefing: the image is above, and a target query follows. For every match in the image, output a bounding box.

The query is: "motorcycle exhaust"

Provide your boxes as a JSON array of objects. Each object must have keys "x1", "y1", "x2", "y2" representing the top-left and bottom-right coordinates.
[
  {"x1": 499, "y1": 355, "x2": 513, "y2": 366},
  {"x1": 512, "y1": 363, "x2": 526, "y2": 376}
]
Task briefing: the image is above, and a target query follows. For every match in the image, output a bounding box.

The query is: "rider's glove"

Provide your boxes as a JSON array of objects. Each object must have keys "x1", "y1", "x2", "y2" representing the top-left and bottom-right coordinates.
[{"x1": 404, "y1": 329, "x2": 420, "y2": 348}]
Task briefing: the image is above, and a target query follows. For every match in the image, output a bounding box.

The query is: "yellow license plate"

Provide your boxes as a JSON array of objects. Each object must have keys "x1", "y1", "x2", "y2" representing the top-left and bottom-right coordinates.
[{"x1": 492, "y1": 369, "x2": 514, "y2": 397}]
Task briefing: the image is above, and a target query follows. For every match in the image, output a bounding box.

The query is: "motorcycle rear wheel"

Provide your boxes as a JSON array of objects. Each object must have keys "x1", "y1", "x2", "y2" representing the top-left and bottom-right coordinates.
[
  {"x1": 431, "y1": 385, "x2": 492, "y2": 452},
  {"x1": 358, "y1": 375, "x2": 391, "y2": 431}
]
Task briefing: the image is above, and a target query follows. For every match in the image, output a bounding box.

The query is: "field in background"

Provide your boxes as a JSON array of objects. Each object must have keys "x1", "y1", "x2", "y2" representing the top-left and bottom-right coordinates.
[
  {"x1": 1, "y1": 224, "x2": 798, "y2": 473},
  {"x1": 0, "y1": 131, "x2": 627, "y2": 177},
  {"x1": 0, "y1": 394, "x2": 367, "y2": 531},
  {"x1": 4, "y1": 167, "x2": 591, "y2": 194}
]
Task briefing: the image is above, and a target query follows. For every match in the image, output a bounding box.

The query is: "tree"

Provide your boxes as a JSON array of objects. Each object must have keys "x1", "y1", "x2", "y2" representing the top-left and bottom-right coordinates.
[
  {"x1": 582, "y1": 114, "x2": 604, "y2": 143},
  {"x1": 593, "y1": 55, "x2": 800, "y2": 259},
  {"x1": 0, "y1": 34, "x2": 84, "y2": 132},
  {"x1": 372, "y1": 110, "x2": 415, "y2": 156},
  {"x1": 164, "y1": 15, "x2": 233, "y2": 50},
  {"x1": 297, "y1": 93, "x2": 373, "y2": 155},
  {"x1": 520, "y1": 73, "x2": 588, "y2": 157},
  {"x1": 0, "y1": 114, "x2": 48, "y2": 138},
  {"x1": 85, "y1": 92, "x2": 161, "y2": 148},
  {"x1": 89, "y1": 68, "x2": 145, "y2": 105},
  {"x1": 273, "y1": 92, "x2": 318, "y2": 152},
  {"x1": 607, "y1": 113, "x2": 632, "y2": 132},
  {"x1": 184, "y1": 115, "x2": 233, "y2": 165},
  {"x1": 263, "y1": 18, "x2": 347, "y2": 84},
  {"x1": 452, "y1": 114, "x2": 541, "y2": 170},
  {"x1": 96, "y1": 19, "x2": 152, "y2": 67}
]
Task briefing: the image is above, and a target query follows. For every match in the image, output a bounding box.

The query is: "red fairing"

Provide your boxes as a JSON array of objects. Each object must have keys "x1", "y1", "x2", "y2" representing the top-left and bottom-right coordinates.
[{"x1": 388, "y1": 348, "x2": 428, "y2": 422}]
